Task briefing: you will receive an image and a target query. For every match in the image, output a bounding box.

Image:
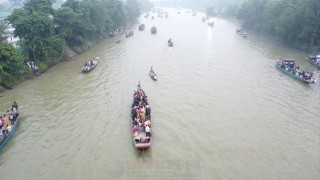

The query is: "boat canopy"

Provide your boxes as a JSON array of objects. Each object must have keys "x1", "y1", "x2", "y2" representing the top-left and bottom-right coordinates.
[{"x1": 280, "y1": 58, "x2": 295, "y2": 62}]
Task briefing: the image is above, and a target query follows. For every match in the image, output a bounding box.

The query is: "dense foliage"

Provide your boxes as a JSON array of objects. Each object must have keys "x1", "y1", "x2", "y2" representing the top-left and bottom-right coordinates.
[
  {"x1": 0, "y1": 0, "x2": 142, "y2": 86},
  {"x1": 237, "y1": 0, "x2": 320, "y2": 50}
]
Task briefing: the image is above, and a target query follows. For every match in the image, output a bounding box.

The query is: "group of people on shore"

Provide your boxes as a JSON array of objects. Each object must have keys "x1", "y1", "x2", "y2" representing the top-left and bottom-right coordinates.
[
  {"x1": 26, "y1": 61, "x2": 39, "y2": 74},
  {"x1": 0, "y1": 101, "x2": 19, "y2": 138},
  {"x1": 131, "y1": 85, "x2": 152, "y2": 141},
  {"x1": 279, "y1": 59, "x2": 316, "y2": 81}
]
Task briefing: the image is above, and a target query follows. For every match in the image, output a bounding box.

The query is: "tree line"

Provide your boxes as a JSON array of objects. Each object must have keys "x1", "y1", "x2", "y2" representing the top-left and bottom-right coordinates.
[
  {"x1": 237, "y1": 0, "x2": 320, "y2": 51},
  {"x1": 0, "y1": 0, "x2": 151, "y2": 87}
]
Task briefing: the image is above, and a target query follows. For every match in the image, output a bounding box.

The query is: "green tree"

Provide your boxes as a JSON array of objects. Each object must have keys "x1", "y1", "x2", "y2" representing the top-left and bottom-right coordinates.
[{"x1": 0, "y1": 43, "x2": 29, "y2": 84}]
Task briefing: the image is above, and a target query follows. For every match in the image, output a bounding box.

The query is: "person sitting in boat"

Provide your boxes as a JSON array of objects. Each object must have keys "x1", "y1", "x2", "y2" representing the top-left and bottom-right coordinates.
[
  {"x1": 3, "y1": 115, "x2": 10, "y2": 127},
  {"x1": 0, "y1": 116, "x2": 4, "y2": 130},
  {"x1": 168, "y1": 38, "x2": 172, "y2": 43},
  {"x1": 144, "y1": 119, "x2": 151, "y2": 127},
  {"x1": 140, "y1": 108, "x2": 145, "y2": 121}
]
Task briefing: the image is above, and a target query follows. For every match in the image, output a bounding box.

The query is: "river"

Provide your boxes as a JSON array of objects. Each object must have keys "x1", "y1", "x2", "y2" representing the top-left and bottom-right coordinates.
[{"x1": 0, "y1": 8, "x2": 319, "y2": 180}]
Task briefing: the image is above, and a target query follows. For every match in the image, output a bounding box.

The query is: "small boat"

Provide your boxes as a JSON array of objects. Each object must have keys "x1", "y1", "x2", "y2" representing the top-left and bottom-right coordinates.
[
  {"x1": 0, "y1": 102, "x2": 20, "y2": 149},
  {"x1": 276, "y1": 58, "x2": 317, "y2": 84},
  {"x1": 130, "y1": 82, "x2": 152, "y2": 149},
  {"x1": 168, "y1": 40, "x2": 173, "y2": 47},
  {"x1": 239, "y1": 31, "x2": 247, "y2": 38},
  {"x1": 151, "y1": 26, "x2": 157, "y2": 34},
  {"x1": 138, "y1": 24, "x2": 145, "y2": 31},
  {"x1": 307, "y1": 53, "x2": 320, "y2": 69},
  {"x1": 208, "y1": 18, "x2": 214, "y2": 27},
  {"x1": 82, "y1": 57, "x2": 98, "y2": 73},
  {"x1": 125, "y1": 30, "x2": 133, "y2": 38},
  {"x1": 149, "y1": 67, "x2": 157, "y2": 81},
  {"x1": 237, "y1": 28, "x2": 247, "y2": 38}
]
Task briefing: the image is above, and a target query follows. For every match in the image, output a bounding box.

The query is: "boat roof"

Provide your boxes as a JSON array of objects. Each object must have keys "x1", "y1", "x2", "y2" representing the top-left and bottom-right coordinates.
[{"x1": 281, "y1": 58, "x2": 295, "y2": 62}]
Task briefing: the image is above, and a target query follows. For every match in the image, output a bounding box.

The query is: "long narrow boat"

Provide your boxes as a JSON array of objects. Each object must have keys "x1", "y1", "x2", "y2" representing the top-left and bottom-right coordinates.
[
  {"x1": 276, "y1": 58, "x2": 317, "y2": 84},
  {"x1": 130, "y1": 83, "x2": 152, "y2": 149},
  {"x1": 0, "y1": 102, "x2": 20, "y2": 149},
  {"x1": 149, "y1": 67, "x2": 158, "y2": 81}
]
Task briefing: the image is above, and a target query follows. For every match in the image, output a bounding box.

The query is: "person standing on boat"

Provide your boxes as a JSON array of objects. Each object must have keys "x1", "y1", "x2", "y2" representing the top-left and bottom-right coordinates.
[
  {"x1": 145, "y1": 125, "x2": 151, "y2": 137},
  {"x1": 137, "y1": 81, "x2": 141, "y2": 89},
  {"x1": 9, "y1": 112, "x2": 14, "y2": 126}
]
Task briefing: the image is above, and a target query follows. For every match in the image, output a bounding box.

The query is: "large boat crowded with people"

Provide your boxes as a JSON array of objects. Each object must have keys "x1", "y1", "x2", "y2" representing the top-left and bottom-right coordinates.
[
  {"x1": 276, "y1": 58, "x2": 317, "y2": 84},
  {"x1": 0, "y1": 101, "x2": 20, "y2": 149},
  {"x1": 130, "y1": 82, "x2": 152, "y2": 149}
]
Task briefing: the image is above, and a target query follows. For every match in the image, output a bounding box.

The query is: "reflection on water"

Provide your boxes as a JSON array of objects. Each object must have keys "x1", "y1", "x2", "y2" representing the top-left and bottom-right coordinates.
[{"x1": 0, "y1": 8, "x2": 319, "y2": 180}]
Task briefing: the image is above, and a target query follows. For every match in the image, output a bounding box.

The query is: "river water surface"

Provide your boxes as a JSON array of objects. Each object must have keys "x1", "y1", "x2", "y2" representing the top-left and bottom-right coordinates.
[{"x1": 0, "y1": 8, "x2": 319, "y2": 180}]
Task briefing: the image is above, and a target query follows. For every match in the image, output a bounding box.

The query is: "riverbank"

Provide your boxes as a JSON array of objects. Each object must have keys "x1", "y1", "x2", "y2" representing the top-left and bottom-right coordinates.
[
  {"x1": 0, "y1": 25, "x2": 136, "y2": 94},
  {"x1": 0, "y1": 48, "x2": 78, "y2": 94}
]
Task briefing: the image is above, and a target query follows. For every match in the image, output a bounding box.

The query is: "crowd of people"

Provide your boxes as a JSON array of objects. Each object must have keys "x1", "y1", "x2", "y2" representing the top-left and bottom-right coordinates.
[
  {"x1": 0, "y1": 101, "x2": 19, "y2": 141},
  {"x1": 279, "y1": 59, "x2": 316, "y2": 82},
  {"x1": 131, "y1": 84, "x2": 152, "y2": 143}
]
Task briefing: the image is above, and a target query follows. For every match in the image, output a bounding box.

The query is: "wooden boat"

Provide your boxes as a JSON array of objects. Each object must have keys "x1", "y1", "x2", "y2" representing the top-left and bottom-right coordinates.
[
  {"x1": 237, "y1": 28, "x2": 247, "y2": 38},
  {"x1": 276, "y1": 58, "x2": 317, "y2": 84},
  {"x1": 239, "y1": 31, "x2": 247, "y2": 38},
  {"x1": 151, "y1": 26, "x2": 157, "y2": 34},
  {"x1": 130, "y1": 82, "x2": 152, "y2": 149},
  {"x1": 125, "y1": 30, "x2": 133, "y2": 38},
  {"x1": 149, "y1": 67, "x2": 157, "y2": 81},
  {"x1": 81, "y1": 57, "x2": 98, "y2": 73},
  {"x1": 138, "y1": 24, "x2": 145, "y2": 31},
  {"x1": 208, "y1": 18, "x2": 214, "y2": 27},
  {"x1": 307, "y1": 54, "x2": 320, "y2": 69},
  {"x1": 0, "y1": 102, "x2": 20, "y2": 149}
]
